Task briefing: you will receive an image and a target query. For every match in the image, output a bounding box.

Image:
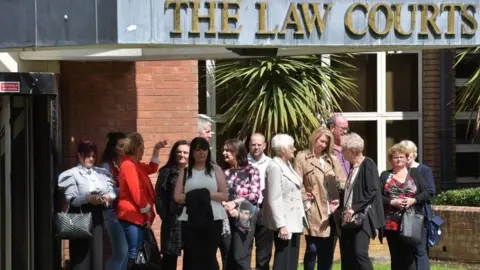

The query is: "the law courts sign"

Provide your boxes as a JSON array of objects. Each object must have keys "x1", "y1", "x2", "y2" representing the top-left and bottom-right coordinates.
[
  {"x1": 1, "y1": 0, "x2": 480, "y2": 49},
  {"x1": 128, "y1": 0, "x2": 480, "y2": 47}
]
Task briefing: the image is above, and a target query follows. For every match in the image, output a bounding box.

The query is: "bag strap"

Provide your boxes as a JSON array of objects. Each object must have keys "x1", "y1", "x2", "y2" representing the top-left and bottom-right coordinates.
[{"x1": 343, "y1": 168, "x2": 355, "y2": 209}]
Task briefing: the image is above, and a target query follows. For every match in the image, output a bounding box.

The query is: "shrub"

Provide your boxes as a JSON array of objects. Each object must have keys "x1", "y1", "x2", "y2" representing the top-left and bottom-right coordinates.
[{"x1": 433, "y1": 188, "x2": 480, "y2": 207}]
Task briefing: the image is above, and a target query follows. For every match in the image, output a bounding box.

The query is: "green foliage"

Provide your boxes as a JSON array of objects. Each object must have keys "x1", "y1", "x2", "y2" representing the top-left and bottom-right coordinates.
[
  {"x1": 213, "y1": 55, "x2": 358, "y2": 150},
  {"x1": 432, "y1": 188, "x2": 480, "y2": 207},
  {"x1": 454, "y1": 48, "x2": 480, "y2": 134}
]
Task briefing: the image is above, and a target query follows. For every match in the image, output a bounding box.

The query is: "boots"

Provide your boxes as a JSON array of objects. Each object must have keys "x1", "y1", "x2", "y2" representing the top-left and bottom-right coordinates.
[{"x1": 127, "y1": 258, "x2": 136, "y2": 270}]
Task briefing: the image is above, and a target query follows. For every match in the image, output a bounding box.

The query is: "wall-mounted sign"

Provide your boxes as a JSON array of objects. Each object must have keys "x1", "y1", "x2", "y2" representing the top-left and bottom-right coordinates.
[
  {"x1": 118, "y1": 0, "x2": 480, "y2": 47},
  {"x1": 0, "y1": 82, "x2": 20, "y2": 93}
]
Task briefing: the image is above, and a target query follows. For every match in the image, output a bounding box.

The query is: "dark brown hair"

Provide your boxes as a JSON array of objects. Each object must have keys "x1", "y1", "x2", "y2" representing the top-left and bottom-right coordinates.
[{"x1": 77, "y1": 140, "x2": 97, "y2": 159}]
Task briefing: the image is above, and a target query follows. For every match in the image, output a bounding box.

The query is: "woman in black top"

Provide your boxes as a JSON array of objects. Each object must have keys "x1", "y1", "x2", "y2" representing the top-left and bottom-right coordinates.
[
  {"x1": 380, "y1": 143, "x2": 430, "y2": 270},
  {"x1": 339, "y1": 133, "x2": 384, "y2": 270},
  {"x1": 154, "y1": 140, "x2": 190, "y2": 270}
]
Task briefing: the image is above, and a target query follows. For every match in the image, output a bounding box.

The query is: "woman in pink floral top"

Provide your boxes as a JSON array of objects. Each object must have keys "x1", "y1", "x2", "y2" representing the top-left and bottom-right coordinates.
[{"x1": 220, "y1": 138, "x2": 261, "y2": 270}]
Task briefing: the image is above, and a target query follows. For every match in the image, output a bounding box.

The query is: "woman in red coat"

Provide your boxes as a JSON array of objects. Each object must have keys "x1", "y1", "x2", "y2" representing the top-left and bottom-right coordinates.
[{"x1": 116, "y1": 132, "x2": 167, "y2": 269}]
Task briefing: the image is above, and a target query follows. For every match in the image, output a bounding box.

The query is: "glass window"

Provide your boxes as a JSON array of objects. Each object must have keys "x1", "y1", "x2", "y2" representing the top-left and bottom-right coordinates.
[
  {"x1": 456, "y1": 152, "x2": 480, "y2": 178},
  {"x1": 456, "y1": 119, "x2": 480, "y2": 144},
  {"x1": 455, "y1": 53, "x2": 480, "y2": 79},
  {"x1": 386, "y1": 120, "x2": 419, "y2": 170},
  {"x1": 386, "y1": 54, "x2": 419, "y2": 112},
  {"x1": 335, "y1": 54, "x2": 377, "y2": 112},
  {"x1": 349, "y1": 121, "x2": 378, "y2": 164}
]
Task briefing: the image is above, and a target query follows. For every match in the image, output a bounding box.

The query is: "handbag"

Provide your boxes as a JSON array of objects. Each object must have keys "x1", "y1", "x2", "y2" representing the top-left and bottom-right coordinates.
[
  {"x1": 54, "y1": 203, "x2": 93, "y2": 240},
  {"x1": 341, "y1": 167, "x2": 371, "y2": 229},
  {"x1": 133, "y1": 228, "x2": 162, "y2": 270},
  {"x1": 425, "y1": 204, "x2": 444, "y2": 247},
  {"x1": 399, "y1": 208, "x2": 424, "y2": 246}
]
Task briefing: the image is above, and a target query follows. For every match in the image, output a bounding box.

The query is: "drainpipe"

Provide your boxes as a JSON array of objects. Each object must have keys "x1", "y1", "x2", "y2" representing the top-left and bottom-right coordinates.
[{"x1": 439, "y1": 49, "x2": 454, "y2": 190}]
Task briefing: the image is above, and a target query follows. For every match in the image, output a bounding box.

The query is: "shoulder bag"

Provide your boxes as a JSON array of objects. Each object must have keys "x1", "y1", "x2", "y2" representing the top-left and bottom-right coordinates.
[
  {"x1": 341, "y1": 166, "x2": 371, "y2": 229},
  {"x1": 54, "y1": 201, "x2": 93, "y2": 240}
]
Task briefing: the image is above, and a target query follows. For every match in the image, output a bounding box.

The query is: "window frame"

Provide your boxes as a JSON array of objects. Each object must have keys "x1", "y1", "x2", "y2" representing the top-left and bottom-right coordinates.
[
  {"x1": 454, "y1": 54, "x2": 480, "y2": 183},
  {"x1": 202, "y1": 51, "x2": 423, "y2": 172}
]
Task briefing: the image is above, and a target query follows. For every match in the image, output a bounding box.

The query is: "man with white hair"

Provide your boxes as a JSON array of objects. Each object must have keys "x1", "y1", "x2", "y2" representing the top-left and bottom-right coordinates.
[
  {"x1": 247, "y1": 133, "x2": 273, "y2": 270},
  {"x1": 326, "y1": 114, "x2": 350, "y2": 175},
  {"x1": 198, "y1": 114, "x2": 213, "y2": 142}
]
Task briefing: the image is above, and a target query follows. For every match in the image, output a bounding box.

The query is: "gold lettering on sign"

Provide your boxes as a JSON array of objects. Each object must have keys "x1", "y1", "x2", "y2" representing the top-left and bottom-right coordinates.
[
  {"x1": 345, "y1": 3, "x2": 369, "y2": 36},
  {"x1": 190, "y1": 1, "x2": 216, "y2": 35},
  {"x1": 368, "y1": 3, "x2": 393, "y2": 36},
  {"x1": 219, "y1": 1, "x2": 242, "y2": 34},
  {"x1": 299, "y1": 3, "x2": 332, "y2": 34},
  {"x1": 461, "y1": 4, "x2": 478, "y2": 35},
  {"x1": 256, "y1": 2, "x2": 278, "y2": 35},
  {"x1": 393, "y1": 4, "x2": 417, "y2": 36},
  {"x1": 279, "y1": 3, "x2": 304, "y2": 35},
  {"x1": 419, "y1": 4, "x2": 441, "y2": 36},
  {"x1": 165, "y1": 0, "x2": 189, "y2": 34},
  {"x1": 441, "y1": 4, "x2": 462, "y2": 35}
]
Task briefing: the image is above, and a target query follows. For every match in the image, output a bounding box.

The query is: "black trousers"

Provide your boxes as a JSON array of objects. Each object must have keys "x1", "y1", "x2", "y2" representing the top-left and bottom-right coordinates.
[
  {"x1": 339, "y1": 228, "x2": 373, "y2": 270},
  {"x1": 69, "y1": 204, "x2": 104, "y2": 270},
  {"x1": 161, "y1": 254, "x2": 178, "y2": 270},
  {"x1": 272, "y1": 232, "x2": 301, "y2": 270},
  {"x1": 303, "y1": 216, "x2": 337, "y2": 270},
  {"x1": 182, "y1": 220, "x2": 223, "y2": 270},
  {"x1": 219, "y1": 233, "x2": 231, "y2": 270},
  {"x1": 254, "y1": 209, "x2": 274, "y2": 270},
  {"x1": 225, "y1": 221, "x2": 256, "y2": 270},
  {"x1": 385, "y1": 230, "x2": 416, "y2": 270}
]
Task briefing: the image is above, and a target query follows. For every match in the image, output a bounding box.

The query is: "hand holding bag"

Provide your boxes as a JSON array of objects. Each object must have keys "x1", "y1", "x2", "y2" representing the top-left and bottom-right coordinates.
[
  {"x1": 134, "y1": 228, "x2": 162, "y2": 270},
  {"x1": 399, "y1": 208, "x2": 424, "y2": 246},
  {"x1": 54, "y1": 202, "x2": 93, "y2": 240}
]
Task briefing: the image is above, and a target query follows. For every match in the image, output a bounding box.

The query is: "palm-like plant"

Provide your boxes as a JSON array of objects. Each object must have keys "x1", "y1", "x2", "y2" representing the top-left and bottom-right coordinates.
[
  {"x1": 455, "y1": 47, "x2": 480, "y2": 133},
  {"x1": 212, "y1": 55, "x2": 358, "y2": 150}
]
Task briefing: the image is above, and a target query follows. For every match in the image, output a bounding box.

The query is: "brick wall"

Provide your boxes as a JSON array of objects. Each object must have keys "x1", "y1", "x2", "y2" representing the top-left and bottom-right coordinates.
[
  {"x1": 59, "y1": 60, "x2": 198, "y2": 267},
  {"x1": 422, "y1": 50, "x2": 442, "y2": 187},
  {"x1": 430, "y1": 205, "x2": 480, "y2": 263}
]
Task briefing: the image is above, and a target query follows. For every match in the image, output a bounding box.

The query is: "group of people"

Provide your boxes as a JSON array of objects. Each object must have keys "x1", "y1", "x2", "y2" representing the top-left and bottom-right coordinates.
[{"x1": 57, "y1": 114, "x2": 436, "y2": 270}]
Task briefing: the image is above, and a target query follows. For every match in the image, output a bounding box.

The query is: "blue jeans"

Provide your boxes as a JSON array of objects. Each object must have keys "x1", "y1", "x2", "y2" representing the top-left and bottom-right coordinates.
[
  {"x1": 120, "y1": 221, "x2": 145, "y2": 259},
  {"x1": 104, "y1": 209, "x2": 129, "y2": 270}
]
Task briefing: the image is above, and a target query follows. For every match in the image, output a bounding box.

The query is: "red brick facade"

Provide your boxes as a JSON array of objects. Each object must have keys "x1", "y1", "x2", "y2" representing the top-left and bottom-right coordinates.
[
  {"x1": 58, "y1": 53, "x2": 452, "y2": 268},
  {"x1": 59, "y1": 60, "x2": 199, "y2": 267}
]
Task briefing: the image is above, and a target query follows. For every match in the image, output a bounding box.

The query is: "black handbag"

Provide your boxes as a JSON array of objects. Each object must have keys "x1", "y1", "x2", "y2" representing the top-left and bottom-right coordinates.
[
  {"x1": 54, "y1": 204, "x2": 93, "y2": 240},
  {"x1": 341, "y1": 167, "x2": 371, "y2": 229},
  {"x1": 133, "y1": 229, "x2": 162, "y2": 270},
  {"x1": 400, "y1": 208, "x2": 424, "y2": 246}
]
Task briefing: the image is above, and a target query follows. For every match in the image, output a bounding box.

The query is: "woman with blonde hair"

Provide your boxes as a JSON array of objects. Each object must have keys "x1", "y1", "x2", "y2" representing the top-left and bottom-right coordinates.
[
  {"x1": 294, "y1": 127, "x2": 346, "y2": 270},
  {"x1": 398, "y1": 140, "x2": 434, "y2": 270},
  {"x1": 380, "y1": 143, "x2": 430, "y2": 270},
  {"x1": 116, "y1": 132, "x2": 167, "y2": 269}
]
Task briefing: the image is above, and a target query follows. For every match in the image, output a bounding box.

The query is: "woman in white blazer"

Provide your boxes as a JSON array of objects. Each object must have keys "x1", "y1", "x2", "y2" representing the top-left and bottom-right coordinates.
[{"x1": 262, "y1": 134, "x2": 306, "y2": 270}]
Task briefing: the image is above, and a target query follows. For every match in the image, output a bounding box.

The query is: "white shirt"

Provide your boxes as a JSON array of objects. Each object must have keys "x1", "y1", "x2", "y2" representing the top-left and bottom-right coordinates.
[
  {"x1": 344, "y1": 166, "x2": 360, "y2": 209},
  {"x1": 248, "y1": 153, "x2": 272, "y2": 204}
]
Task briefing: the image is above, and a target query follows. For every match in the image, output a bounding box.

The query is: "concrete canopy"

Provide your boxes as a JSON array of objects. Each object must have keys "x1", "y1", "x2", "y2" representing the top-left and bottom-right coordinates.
[{"x1": 3, "y1": 0, "x2": 480, "y2": 60}]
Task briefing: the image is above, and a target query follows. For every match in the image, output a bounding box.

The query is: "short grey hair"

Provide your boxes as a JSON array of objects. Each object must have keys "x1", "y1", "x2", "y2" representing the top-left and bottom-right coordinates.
[
  {"x1": 326, "y1": 114, "x2": 347, "y2": 129},
  {"x1": 198, "y1": 114, "x2": 213, "y2": 133},
  {"x1": 271, "y1": 134, "x2": 294, "y2": 155},
  {"x1": 340, "y1": 132, "x2": 364, "y2": 152},
  {"x1": 400, "y1": 140, "x2": 418, "y2": 159}
]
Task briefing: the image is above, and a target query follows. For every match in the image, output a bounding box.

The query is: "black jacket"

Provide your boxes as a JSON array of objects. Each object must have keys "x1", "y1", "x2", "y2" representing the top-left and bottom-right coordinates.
[
  {"x1": 185, "y1": 188, "x2": 213, "y2": 228},
  {"x1": 379, "y1": 167, "x2": 430, "y2": 216},
  {"x1": 346, "y1": 157, "x2": 385, "y2": 239}
]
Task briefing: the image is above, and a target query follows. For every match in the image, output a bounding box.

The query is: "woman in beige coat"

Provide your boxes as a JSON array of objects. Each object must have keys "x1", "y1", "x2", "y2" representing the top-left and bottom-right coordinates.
[{"x1": 294, "y1": 127, "x2": 346, "y2": 270}]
